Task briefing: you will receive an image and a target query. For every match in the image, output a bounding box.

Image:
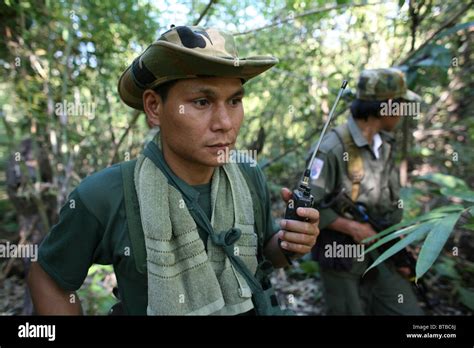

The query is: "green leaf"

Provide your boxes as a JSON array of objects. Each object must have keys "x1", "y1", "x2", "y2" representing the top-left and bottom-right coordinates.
[
  {"x1": 411, "y1": 44, "x2": 452, "y2": 70},
  {"x1": 416, "y1": 211, "x2": 462, "y2": 280},
  {"x1": 364, "y1": 223, "x2": 433, "y2": 275},
  {"x1": 440, "y1": 187, "x2": 474, "y2": 202},
  {"x1": 363, "y1": 209, "x2": 456, "y2": 243},
  {"x1": 416, "y1": 173, "x2": 467, "y2": 189},
  {"x1": 429, "y1": 205, "x2": 466, "y2": 213},
  {"x1": 433, "y1": 258, "x2": 461, "y2": 280},
  {"x1": 462, "y1": 224, "x2": 474, "y2": 231},
  {"x1": 435, "y1": 21, "x2": 474, "y2": 40},
  {"x1": 415, "y1": 58, "x2": 435, "y2": 67},
  {"x1": 364, "y1": 223, "x2": 419, "y2": 254},
  {"x1": 299, "y1": 260, "x2": 319, "y2": 276},
  {"x1": 458, "y1": 287, "x2": 474, "y2": 311}
]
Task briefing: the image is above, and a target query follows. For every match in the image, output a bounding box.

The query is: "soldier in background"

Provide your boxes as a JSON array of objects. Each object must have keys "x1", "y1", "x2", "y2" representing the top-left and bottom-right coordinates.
[{"x1": 308, "y1": 68, "x2": 424, "y2": 315}]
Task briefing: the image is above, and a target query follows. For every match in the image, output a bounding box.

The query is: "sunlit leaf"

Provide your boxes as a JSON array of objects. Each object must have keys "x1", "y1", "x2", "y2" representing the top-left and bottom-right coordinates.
[{"x1": 416, "y1": 211, "x2": 463, "y2": 280}]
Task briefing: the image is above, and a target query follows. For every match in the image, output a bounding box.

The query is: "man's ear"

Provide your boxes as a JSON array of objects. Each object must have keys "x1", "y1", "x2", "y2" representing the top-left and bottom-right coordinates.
[{"x1": 143, "y1": 89, "x2": 163, "y2": 127}]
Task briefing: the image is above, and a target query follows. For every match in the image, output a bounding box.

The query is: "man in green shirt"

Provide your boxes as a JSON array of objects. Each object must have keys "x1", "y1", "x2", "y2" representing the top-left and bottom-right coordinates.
[
  {"x1": 27, "y1": 25, "x2": 320, "y2": 315},
  {"x1": 309, "y1": 68, "x2": 424, "y2": 315}
]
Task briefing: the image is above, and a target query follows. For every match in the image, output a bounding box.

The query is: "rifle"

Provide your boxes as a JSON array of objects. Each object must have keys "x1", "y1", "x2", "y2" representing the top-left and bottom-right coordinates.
[{"x1": 320, "y1": 188, "x2": 435, "y2": 309}]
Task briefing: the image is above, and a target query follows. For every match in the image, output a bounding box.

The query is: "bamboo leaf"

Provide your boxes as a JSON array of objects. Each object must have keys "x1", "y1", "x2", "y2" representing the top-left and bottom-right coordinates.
[
  {"x1": 364, "y1": 223, "x2": 420, "y2": 254},
  {"x1": 441, "y1": 187, "x2": 474, "y2": 202},
  {"x1": 363, "y1": 209, "x2": 455, "y2": 242},
  {"x1": 434, "y1": 21, "x2": 474, "y2": 40},
  {"x1": 364, "y1": 223, "x2": 433, "y2": 275},
  {"x1": 428, "y1": 205, "x2": 465, "y2": 213},
  {"x1": 416, "y1": 211, "x2": 463, "y2": 280}
]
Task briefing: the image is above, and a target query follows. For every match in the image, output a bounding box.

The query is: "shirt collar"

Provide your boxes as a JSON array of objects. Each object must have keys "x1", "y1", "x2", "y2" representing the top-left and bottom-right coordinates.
[
  {"x1": 347, "y1": 115, "x2": 369, "y2": 148},
  {"x1": 348, "y1": 115, "x2": 396, "y2": 146},
  {"x1": 143, "y1": 137, "x2": 201, "y2": 203}
]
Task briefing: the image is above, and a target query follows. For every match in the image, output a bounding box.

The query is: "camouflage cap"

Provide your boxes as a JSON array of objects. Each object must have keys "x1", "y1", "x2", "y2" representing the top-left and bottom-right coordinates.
[
  {"x1": 356, "y1": 68, "x2": 421, "y2": 102},
  {"x1": 118, "y1": 25, "x2": 278, "y2": 110}
]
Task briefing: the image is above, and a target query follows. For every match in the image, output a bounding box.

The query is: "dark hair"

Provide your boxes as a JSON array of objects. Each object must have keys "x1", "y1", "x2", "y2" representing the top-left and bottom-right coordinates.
[
  {"x1": 152, "y1": 80, "x2": 177, "y2": 103},
  {"x1": 350, "y1": 99, "x2": 386, "y2": 120},
  {"x1": 350, "y1": 98, "x2": 408, "y2": 120}
]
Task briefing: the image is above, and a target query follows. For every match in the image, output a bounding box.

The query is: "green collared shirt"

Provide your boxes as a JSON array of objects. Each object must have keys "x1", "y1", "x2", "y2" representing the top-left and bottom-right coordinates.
[
  {"x1": 38, "y1": 156, "x2": 277, "y2": 315},
  {"x1": 307, "y1": 115, "x2": 403, "y2": 229}
]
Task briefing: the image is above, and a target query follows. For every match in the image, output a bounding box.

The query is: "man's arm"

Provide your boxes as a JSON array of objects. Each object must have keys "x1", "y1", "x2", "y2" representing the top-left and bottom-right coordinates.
[
  {"x1": 27, "y1": 262, "x2": 83, "y2": 315},
  {"x1": 327, "y1": 216, "x2": 377, "y2": 244},
  {"x1": 30, "y1": 183, "x2": 110, "y2": 315}
]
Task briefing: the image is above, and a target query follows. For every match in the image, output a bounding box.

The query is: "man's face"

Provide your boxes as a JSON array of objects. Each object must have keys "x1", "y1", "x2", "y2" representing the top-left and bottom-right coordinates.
[
  {"x1": 380, "y1": 115, "x2": 402, "y2": 131},
  {"x1": 380, "y1": 98, "x2": 407, "y2": 131},
  {"x1": 155, "y1": 77, "x2": 245, "y2": 168}
]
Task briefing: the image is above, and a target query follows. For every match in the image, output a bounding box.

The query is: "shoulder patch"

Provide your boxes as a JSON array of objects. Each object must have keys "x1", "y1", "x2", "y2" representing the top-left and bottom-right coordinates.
[{"x1": 310, "y1": 157, "x2": 325, "y2": 182}]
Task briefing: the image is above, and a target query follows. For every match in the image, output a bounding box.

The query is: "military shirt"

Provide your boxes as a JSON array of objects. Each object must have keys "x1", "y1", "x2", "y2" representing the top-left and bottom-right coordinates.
[
  {"x1": 308, "y1": 115, "x2": 403, "y2": 230},
  {"x1": 38, "y1": 159, "x2": 278, "y2": 315}
]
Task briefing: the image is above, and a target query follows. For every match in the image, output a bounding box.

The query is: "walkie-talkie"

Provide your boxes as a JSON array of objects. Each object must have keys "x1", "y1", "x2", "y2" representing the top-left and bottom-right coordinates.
[{"x1": 280, "y1": 80, "x2": 348, "y2": 264}]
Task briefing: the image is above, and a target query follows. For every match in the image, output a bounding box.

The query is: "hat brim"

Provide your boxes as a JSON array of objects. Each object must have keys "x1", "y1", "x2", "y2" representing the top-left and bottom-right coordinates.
[{"x1": 118, "y1": 41, "x2": 278, "y2": 110}]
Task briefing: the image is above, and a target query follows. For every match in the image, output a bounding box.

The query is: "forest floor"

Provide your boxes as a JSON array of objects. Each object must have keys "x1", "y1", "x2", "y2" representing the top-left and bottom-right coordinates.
[
  {"x1": 1, "y1": 201, "x2": 473, "y2": 316},
  {"x1": 1, "y1": 243, "x2": 472, "y2": 315},
  {"x1": 271, "y1": 258, "x2": 473, "y2": 316}
]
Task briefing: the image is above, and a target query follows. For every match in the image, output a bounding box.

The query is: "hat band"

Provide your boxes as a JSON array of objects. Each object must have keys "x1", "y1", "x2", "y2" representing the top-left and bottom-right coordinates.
[{"x1": 131, "y1": 58, "x2": 156, "y2": 89}]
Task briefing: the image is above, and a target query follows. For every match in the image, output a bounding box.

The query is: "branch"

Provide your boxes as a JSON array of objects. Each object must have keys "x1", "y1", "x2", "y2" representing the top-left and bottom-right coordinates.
[
  {"x1": 108, "y1": 110, "x2": 141, "y2": 166},
  {"x1": 261, "y1": 108, "x2": 347, "y2": 170},
  {"x1": 234, "y1": 1, "x2": 383, "y2": 36},
  {"x1": 398, "y1": 2, "x2": 473, "y2": 65},
  {"x1": 260, "y1": 3, "x2": 472, "y2": 172},
  {"x1": 193, "y1": 0, "x2": 217, "y2": 26}
]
